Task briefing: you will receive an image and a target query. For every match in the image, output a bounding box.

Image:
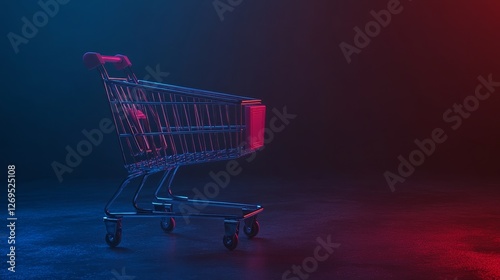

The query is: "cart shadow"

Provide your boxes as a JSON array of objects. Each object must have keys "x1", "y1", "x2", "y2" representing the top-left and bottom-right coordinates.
[{"x1": 105, "y1": 247, "x2": 134, "y2": 254}]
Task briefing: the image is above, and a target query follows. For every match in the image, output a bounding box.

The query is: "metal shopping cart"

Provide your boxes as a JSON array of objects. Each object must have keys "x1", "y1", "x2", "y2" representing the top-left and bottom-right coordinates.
[{"x1": 83, "y1": 52, "x2": 265, "y2": 250}]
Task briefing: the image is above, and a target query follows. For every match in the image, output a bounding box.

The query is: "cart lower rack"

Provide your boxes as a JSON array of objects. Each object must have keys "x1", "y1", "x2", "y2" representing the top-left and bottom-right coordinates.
[{"x1": 83, "y1": 52, "x2": 266, "y2": 250}]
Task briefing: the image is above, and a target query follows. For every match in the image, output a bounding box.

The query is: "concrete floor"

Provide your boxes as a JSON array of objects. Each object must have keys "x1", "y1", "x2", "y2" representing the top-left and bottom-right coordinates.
[{"x1": 2, "y1": 175, "x2": 500, "y2": 279}]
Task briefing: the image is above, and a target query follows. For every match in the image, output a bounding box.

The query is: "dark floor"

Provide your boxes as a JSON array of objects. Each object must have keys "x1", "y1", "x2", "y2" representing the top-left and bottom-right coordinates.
[{"x1": 2, "y1": 175, "x2": 500, "y2": 280}]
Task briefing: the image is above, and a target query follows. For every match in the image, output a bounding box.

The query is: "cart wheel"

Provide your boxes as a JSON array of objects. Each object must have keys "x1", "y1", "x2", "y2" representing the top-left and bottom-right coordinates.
[
  {"x1": 160, "y1": 217, "x2": 176, "y2": 233},
  {"x1": 222, "y1": 234, "x2": 239, "y2": 251},
  {"x1": 243, "y1": 221, "x2": 260, "y2": 239},
  {"x1": 105, "y1": 228, "x2": 122, "y2": 248}
]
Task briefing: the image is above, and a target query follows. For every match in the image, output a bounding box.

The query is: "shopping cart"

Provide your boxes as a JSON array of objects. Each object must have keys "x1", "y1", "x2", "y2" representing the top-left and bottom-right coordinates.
[{"x1": 83, "y1": 52, "x2": 265, "y2": 250}]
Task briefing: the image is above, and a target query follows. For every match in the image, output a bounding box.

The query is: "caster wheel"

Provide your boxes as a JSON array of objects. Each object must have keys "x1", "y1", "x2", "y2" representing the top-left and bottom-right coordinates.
[
  {"x1": 243, "y1": 221, "x2": 260, "y2": 239},
  {"x1": 222, "y1": 234, "x2": 239, "y2": 251},
  {"x1": 160, "y1": 217, "x2": 176, "y2": 233},
  {"x1": 105, "y1": 228, "x2": 122, "y2": 248}
]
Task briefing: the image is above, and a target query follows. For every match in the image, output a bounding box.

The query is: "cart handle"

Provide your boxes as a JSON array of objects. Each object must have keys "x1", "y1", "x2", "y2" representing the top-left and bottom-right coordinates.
[{"x1": 83, "y1": 52, "x2": 132, "y2": 70}]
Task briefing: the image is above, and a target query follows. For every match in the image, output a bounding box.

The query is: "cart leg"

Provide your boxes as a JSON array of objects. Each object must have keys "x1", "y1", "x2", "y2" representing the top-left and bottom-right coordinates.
[
  {"x1": 132, "y1": 173, "x2": 153, "y2": 213},
  {"x1": 154, "y1": 169, "x2": 173, "y2": 199},
  {"x1": 105, "y1": 173, "x2": 143, "y2": 217},
  {"x1": 153, "y1": 202, "x2": 173, "y2": 212},
  {"x1": 222, "y1": 219, "x2": 240, "y2": 251},
  {"x1": 104, "y1": 217, "x2": 122, "y2": 248},
  {"x1": 154, "y1": 166, "x2": 188, "y2": 201}
]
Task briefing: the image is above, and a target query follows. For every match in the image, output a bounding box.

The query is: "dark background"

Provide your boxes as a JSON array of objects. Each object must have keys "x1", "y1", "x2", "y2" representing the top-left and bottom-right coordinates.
[{"x1": 2, "y1": 0, "x2": 500, "y2": 185}]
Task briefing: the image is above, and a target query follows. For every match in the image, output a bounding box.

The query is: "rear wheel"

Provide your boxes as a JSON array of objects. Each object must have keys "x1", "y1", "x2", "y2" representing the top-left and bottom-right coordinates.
[{"x1": 243, "y1": 221, "x2": 260, "y2": 239}]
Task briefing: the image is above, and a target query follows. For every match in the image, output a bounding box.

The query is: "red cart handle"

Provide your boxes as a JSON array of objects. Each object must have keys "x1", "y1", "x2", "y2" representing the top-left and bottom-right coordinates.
[{"x1": 83, "y1": 52, "x2": 132, "y2": 70}]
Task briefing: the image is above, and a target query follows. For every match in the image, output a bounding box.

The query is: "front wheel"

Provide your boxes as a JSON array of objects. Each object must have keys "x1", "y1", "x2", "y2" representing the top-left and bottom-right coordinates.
[
  {"x1": 105, "y1": 229, "x2": 122, "y2": 247},
  {"x1": 223, "y1": 234, "x2": 239, "y2": 251}
]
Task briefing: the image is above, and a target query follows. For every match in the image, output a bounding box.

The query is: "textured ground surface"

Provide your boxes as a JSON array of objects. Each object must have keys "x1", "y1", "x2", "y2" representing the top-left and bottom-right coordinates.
[{"x1": 1, "y1": 176, "x2": 499, "y2": 279}]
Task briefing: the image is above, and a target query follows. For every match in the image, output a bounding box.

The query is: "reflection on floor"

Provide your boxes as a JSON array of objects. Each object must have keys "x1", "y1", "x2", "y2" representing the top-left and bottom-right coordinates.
[{"x1": 4, "y1": 176, "x2": 500, "y2": 279}]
